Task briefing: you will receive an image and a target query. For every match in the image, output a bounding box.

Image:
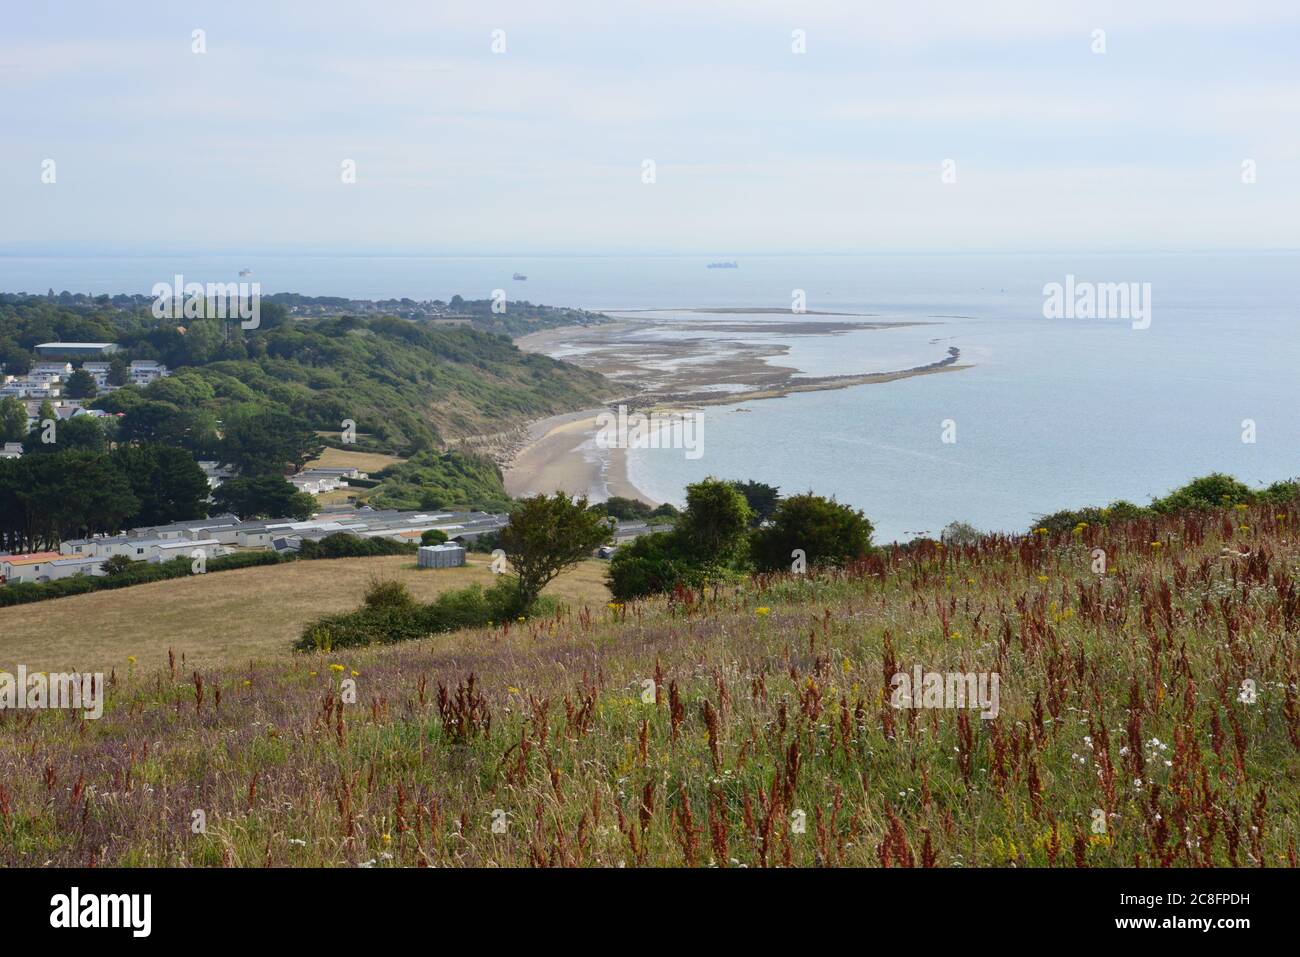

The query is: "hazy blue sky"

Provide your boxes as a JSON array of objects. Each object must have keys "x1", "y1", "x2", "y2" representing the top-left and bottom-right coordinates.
[{"x1": 3, "y1": 0, "x2": 1298, "y2": 254}]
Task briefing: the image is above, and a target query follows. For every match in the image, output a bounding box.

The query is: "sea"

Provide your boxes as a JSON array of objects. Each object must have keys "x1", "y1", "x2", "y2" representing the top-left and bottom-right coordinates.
[{"x1": 2, "y1": 251, "x2": 1297, "y2": 543}]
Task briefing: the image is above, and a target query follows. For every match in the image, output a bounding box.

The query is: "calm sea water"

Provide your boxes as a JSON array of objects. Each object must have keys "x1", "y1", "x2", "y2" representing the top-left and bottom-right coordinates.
[{"x1": 3, "y1": 251, "x2": 1297, "y2": 542}]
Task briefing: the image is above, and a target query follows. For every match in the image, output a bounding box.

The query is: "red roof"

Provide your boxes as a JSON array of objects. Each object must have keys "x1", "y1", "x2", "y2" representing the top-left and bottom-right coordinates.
[{"x1": 1, "y1": 551, "x2": 62, "y2": 565}]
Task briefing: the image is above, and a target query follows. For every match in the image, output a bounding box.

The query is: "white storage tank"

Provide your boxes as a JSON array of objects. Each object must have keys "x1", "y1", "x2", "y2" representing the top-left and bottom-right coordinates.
[{"x1": 417, "y1": 543, "x2": 467, "y2": 569}]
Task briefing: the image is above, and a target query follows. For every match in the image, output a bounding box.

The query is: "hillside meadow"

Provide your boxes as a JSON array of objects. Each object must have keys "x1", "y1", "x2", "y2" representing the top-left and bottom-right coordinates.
[
  {"x1": 0, "y1": 501, "x2": 1296, "y2": 867},
  {"x1": 0, "y1": 555, "x2": 611, "y2": 674}
]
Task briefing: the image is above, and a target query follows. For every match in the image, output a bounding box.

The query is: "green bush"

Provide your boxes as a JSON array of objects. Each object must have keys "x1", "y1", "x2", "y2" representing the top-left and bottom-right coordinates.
[
  {"x1": 607, "y1": 532, "x2": 704, "y2": 601},
  {"x1": 1151, "y1": 473, "x2": 1253, "y2": 514},
  {"x1": 297, "y1": 533, "x2": 417, "y2": 560},
  {"x1": 293, "y1": 578, "x2": 541, "y2": 652},
  {"x1": 750, "y1": 493, "x2": 872, "y2": 572}
]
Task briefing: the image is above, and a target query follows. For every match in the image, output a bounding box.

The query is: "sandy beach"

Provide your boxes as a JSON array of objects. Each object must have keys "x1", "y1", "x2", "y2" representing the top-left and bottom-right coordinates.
[{"x1": 503, "y1": 408, "x2": 658, "y2": 505}]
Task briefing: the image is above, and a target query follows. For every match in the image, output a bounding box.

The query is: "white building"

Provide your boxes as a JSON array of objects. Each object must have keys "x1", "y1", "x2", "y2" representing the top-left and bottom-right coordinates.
[
  {"x1": 150, "y1": 539, "x2": 224, "y2": 563},
  {"x1": 0, "y1": 552, "x2": 64, "y2": 584},
  {"x1": 44, "y1": 556, "x2": 107, "y2": 581},
  {"x1": 129, "y1": 360, "x2": 167, "y2": 385}
]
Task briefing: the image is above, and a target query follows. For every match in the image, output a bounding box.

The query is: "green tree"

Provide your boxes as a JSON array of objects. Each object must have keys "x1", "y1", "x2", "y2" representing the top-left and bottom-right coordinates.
[
  {"x1": 675, "y1": 478, "x2": 752, "y2": 564},
  {"x1": 119, "y1": 400, "x2": 217, "y2": 451},
  {"x1": 112, "y1": 444, "x2": 210, "y2": 526},
  {"x1": 24, "y1": 415, "x2": 106, "y2": 455},
  {"x1": 0, "y1": 396, "x2": 27, "y2": 443},
  {"x1": 212, "y1": 475, "x2": 315, "y2": 520},
  {"x1": 751, "y1": 493, "x2": 873, "y2": 572},
  {"x1": 729, "y1": 480, "x2": 781, "y2": 525},
  {"x1": 589, "y1": 496, "x2": 653, "y2": 522},
  {"x1": 420, "y1": 528, "x2": 449, "y2": 546},
  {"x1": 107, "y1": 355, "x2": 130, "y2": 387},
  {"x1": 63, "y1": 368, "x2": 98, "y2": 399},
  {"x1": 221, "y1": 409, "x2": 324, "y2": 476},
  {"x1": 498, "y1": 492, "x2": 612, "y2": 613},
  {"x1": 101, "y1": 554, "x2": 134, "y2": 576}
]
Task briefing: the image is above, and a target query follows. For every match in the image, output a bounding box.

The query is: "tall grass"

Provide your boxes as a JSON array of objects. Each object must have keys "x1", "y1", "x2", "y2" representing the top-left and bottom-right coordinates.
[{"x1": 1, "y1": 500, "x2": 1296, "y2": 867}]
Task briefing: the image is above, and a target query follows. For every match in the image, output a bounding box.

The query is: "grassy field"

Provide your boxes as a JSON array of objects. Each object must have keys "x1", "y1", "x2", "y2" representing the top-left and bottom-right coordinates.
[
  {"x1": 305, "y1": 446, "x2": 407, "y2": 474},
  {"x1": 0, "y1": 502, "x2": 1296, "y2": 867},
  {"x1": 0, "y1": 555, "x2": 611, "y2": 674}
]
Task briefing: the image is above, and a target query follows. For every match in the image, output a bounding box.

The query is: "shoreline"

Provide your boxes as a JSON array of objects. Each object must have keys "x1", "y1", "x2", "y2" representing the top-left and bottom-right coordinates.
[
  {"x1": 504, "y1": 315, "x2": 973, "y2": 507},
  {"x1": 503, "y1": 408, "x2": 660, "y2": 506}
]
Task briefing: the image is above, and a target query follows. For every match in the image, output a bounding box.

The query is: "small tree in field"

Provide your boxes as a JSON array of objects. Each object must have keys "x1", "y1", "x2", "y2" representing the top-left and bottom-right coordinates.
[{"x1": 499, "y1": 492, "x2": 612, "y2": 614}]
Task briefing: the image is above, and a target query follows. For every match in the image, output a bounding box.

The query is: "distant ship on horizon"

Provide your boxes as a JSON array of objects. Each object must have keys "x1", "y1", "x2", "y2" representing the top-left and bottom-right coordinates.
[
  {"x1": 512, "y1": 272, "x2": 527, "y2": 280},
  {"x1": 706, "y1": 261, "x2": 738, "y2": 269},
  {"x1": 238, "y1": 268, "x2": 252, "y2": 277}
]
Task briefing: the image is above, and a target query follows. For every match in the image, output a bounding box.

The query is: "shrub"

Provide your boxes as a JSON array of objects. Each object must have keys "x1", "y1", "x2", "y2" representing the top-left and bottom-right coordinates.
[
  {"x1": 1151, "y1": 473, "x2": 1254, "y2": 513},
  {"x1": 420, "y1": 528, "x2": 449, "y2": 546},
  {"x1": 750, "y1": 493, "x2": 872, "y2": 572},
  {"x1": 297, "y1": 532, "x2": 416, "y2": 560},
  {"x1": 607, "y1": 532, "x2": 704, "y2": 601},
  {"x1": 293, "y1": 578, "x2": 551, "y2": 651}
]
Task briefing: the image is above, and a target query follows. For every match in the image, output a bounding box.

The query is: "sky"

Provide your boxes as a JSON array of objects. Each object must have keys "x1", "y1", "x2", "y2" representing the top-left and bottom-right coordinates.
[{"x1": 3, "y1": 0, "x2": 1299, "y2": 255}]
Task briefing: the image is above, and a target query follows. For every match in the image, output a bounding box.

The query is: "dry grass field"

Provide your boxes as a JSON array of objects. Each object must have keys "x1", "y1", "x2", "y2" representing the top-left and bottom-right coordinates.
[
  {"x1": 0, "y1": 555, "x2": 611, "y2": 674},
  {"x1": 305, "y1": 446, "x2": 406, "y2": 474}
]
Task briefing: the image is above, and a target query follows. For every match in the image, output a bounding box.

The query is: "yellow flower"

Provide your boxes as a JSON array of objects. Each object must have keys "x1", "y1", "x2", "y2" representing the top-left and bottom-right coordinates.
[
  {"x1": 309, "y1": 671, "x2": 317, "y2": 677},
  {"x1": 329, "y1": 664, "x2": 345, "y2": 673},
  {"x1": 517, "y1": 616, "x2": 526, "y2": 622},
  {"x1": 756, "y1": 607, "x2": 771, "y2": 616},
  {"x1": 351, "y1": 670, "x2": 359, "y2": 677},
  {"x1": 1150, "y1": 541, "x2": 1162, "y2": 549},
  {"x1": 243, "y1": 679, "x2": 252, "y2": 687},
  {"x1": 382, "y1": 834, "x2": 392, "y2": 844},
  {"x1": 127, "y1": 656, "x2": 137, "y2": 665},
  {"x1": 507, "y1": 686, "x2": 520, "y2": 694},
  {"x1": 950, "y1": 631, "x2": 962, "y2": 639},
  {"x1": 1036, "y1": 575, "x2": 1048, "y2": 583},
  {"x1": 1034, "y1": 527, "x2": 1048, "y2": 535}
]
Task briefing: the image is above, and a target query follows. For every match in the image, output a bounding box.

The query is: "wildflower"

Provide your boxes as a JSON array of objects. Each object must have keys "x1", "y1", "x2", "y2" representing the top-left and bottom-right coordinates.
[
  {"x1": 1036, "y1": 575, "x2": 1048, "y2": 583},
  {"x1": 127, "y1": 656, "x2": 137, "y2": 665},
  {"x1": 1150, "y1": 541, "x2": 1161, "y2": 549},
  {"x1": 243, "y1": 680, "x2": 252, "y2": 687},
  {"x1": 1034, "y1": 527, "x2": 1048, "y2": 535},
  {"x1": 517, "y1": 616, "x2": 526, "y2": 623},
  {"x1": 507, "y1": 686, "x2": 520, "y2": 694},
  {"x1": 382, "y1": 834, "x2": 392, "y2": 844},
  {"x1": 756, "y1": 607, "x2": 770, "y2": 617},
  {"x1": 329, "y1": 664, "x2": 345, "y2": 673}
]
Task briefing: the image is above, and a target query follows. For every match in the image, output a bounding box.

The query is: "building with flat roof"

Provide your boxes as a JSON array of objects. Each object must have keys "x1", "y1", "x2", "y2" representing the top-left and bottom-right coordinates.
[{"x1": 34, "y1": 342, "x2": 120, "y2": 359}]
